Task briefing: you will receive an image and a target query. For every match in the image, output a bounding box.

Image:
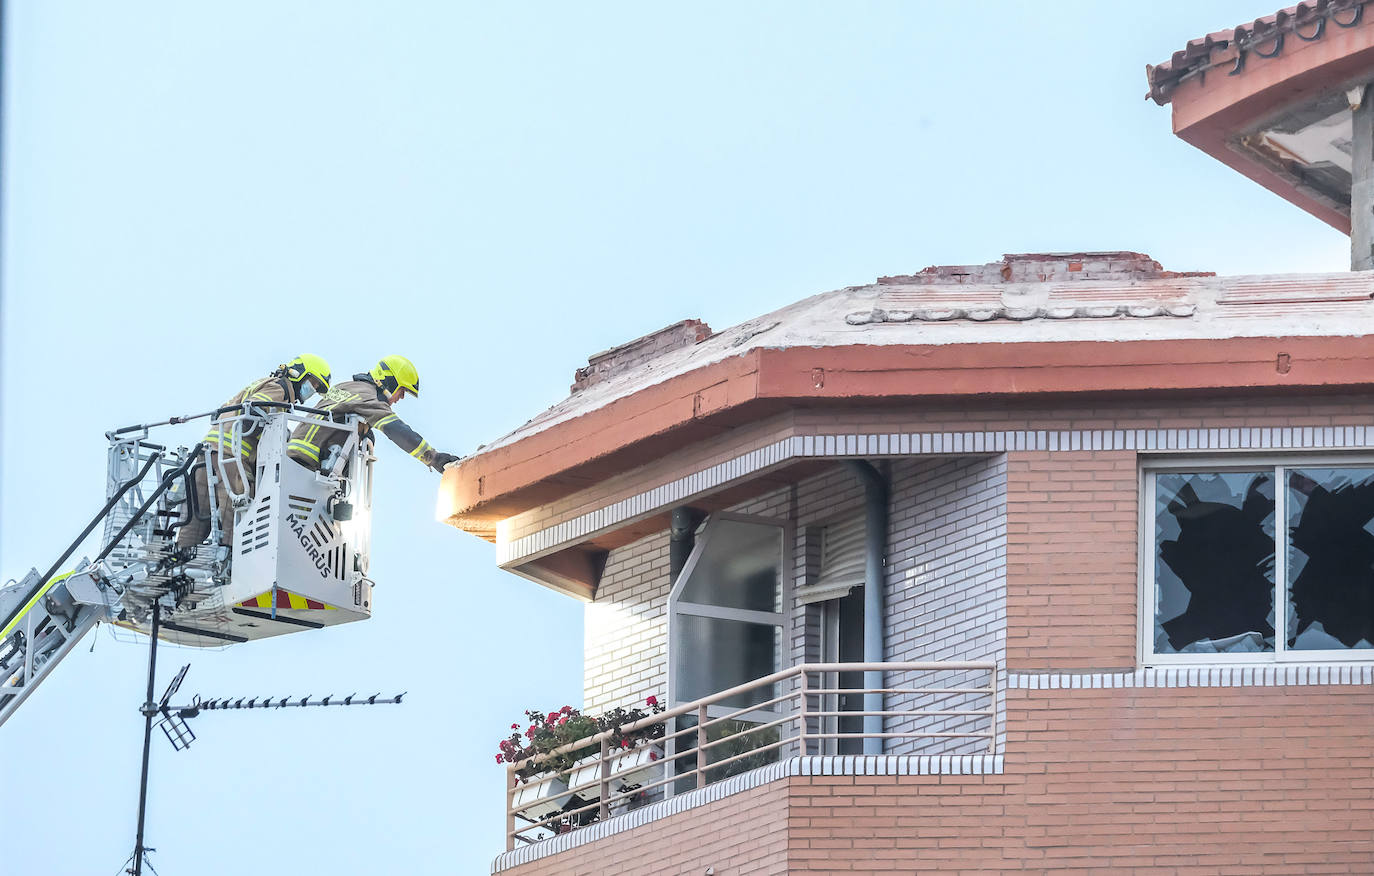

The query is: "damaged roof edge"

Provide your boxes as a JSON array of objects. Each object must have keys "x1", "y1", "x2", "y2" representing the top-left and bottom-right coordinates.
[
  {"x1": 469, "y1": 253, "x2": 1233, "y2": 462},
  {"x1": 438, "y1": 334, "x2": 1374, "y2": 536},
  {"x1": 440, "y1": 257, "x2": 1374, "y2": 534},
  {"x1": 571, "y1": 319, "x2": 713, "y2": 394}
]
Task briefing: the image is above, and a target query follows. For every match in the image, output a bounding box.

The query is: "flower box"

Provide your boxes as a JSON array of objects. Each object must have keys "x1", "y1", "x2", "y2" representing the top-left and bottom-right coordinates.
[
  {"x1": 612, "y1": 743, "x2": 664, "y2": 788},
  {"x1": 569, "y1": 744, "x2": 664, "y2": 797},
  {"x1": 497, "y1": 697, "x2": 667, "y2": 831},
  {"x1": 510, "y1": 774, "x2": 573, "y2": 821}
]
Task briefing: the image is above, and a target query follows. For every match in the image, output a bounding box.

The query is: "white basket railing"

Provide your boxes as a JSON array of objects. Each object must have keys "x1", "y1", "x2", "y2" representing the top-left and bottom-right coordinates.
[{"x1": 504, "y1": 660, "x2": 997, "y2": 849}]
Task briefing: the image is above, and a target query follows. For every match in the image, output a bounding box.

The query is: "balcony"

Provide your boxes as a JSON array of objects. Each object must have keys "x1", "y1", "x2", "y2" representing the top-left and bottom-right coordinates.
[{"x1": 501, "y1": 660, "x2": 998, "y2": 852}]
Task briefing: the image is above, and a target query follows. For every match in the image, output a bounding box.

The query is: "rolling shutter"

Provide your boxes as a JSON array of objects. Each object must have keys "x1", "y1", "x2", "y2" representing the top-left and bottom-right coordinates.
[{"x1": 798, "y1": 512, "x2": 865, "y2": 605}]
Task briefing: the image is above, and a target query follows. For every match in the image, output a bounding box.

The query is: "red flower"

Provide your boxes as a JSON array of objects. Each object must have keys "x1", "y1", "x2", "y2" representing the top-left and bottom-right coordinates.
[
  {"x1": 561, "y1": 705, "x2": 573, "y2": 714},
  {"x1": 645, "y1": 696, "x2": 658, "y2": 706},
  {"x1": 511, "y1": 723, "x2": 519, "y2": 730},
  {"x1": 495, "y1": 754, "x2": 503, "y2": 763},
  {"x1": 525, "y1": 726, "x2": 536, "y2": 739}
]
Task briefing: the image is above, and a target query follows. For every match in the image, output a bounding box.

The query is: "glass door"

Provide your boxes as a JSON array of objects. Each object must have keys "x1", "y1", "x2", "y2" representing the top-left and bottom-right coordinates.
[{"x1": 820, "y1": 587, "x2": 864, "y2": 755}]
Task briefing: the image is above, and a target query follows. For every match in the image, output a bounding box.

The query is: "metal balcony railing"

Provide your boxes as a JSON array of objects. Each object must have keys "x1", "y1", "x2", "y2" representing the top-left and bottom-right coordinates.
[{"x1": 504, "y1": 660, "x2": 997, "y2": 849}]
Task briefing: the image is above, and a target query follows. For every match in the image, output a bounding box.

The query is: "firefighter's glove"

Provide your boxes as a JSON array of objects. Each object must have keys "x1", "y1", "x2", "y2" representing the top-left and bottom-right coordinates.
[{"x1": 430, "y1": 451, "x2": 462, "y2": 473}]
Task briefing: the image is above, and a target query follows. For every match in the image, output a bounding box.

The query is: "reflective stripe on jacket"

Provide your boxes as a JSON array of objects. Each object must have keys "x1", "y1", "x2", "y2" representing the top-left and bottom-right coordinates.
[
  {"x1": 286, "y1": 375, "x2": 436, "y2": 470},
  {"x1": 204, "y1": 375, "x2": 294, "y2": 478}
]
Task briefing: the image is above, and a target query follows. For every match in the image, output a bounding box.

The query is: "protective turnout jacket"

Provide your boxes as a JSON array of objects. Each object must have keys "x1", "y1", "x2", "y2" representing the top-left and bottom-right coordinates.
[
  {"x1": 206, "y1": 374, "x2": 296, "y2": 480},
  {"x1": 286, "y1": 376, "x2": 437, "y2": 471}
]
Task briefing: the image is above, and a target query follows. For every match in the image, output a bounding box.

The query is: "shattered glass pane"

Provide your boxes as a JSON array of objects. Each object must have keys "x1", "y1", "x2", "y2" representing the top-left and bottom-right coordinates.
[
  {"x1": 1286, "y1": 467, "x2": 1374, "y2": 650},
  {"x1": 1154, "y1": 472, "x2": 1275, "y2": 653}
]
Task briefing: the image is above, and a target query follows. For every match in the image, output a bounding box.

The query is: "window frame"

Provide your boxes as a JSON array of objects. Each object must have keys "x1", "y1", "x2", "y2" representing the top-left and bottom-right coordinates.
[
  {"x1": 666, "y1": 511, "x2": 793, "y2": 720},
  {"x1": 1139, "y1": 452, "x2": 1374, "y2": 667}
]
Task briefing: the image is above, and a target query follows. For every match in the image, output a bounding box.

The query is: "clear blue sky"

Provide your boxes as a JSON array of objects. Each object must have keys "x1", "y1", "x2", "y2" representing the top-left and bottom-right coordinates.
[{"x1": 1, "y1": 2, "x2": 1349, "y2": 873}]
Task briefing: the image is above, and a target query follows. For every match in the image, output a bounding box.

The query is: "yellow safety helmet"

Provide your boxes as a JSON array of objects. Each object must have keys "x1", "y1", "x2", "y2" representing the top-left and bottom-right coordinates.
[
  {"x1": 370, "y1": 355, "x2": 420, "y2": 398},
  {"x1": 284, "y1": 353, "x2": 332, "y2": 401}
]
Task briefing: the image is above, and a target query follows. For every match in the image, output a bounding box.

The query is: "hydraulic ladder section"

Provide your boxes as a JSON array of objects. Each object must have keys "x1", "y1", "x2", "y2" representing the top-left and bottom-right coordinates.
[
  {"x1": 0, "y1": 404, "x2": 377, "y2": 729},
  {"x1": 0, "y1": 569, "x2": 102, "y2": 722},
  {"x1": 0, "y1": 435, "x2": 206, "y2": 727}
]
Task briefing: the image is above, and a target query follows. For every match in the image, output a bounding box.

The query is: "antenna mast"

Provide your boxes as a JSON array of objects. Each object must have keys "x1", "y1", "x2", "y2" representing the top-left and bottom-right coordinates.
[{"x1": 124, "y1": 621, "x2": 404, "y2": 875}]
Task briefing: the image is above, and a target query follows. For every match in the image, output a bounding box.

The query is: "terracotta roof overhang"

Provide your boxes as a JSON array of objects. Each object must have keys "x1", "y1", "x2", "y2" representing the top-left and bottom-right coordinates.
[
  {"x1": 439, "y1": 332, "x2": 1374, "y2": 540},
  {"x1": 1147, "y1": 0, "x2": 1374, "y2": 231}
]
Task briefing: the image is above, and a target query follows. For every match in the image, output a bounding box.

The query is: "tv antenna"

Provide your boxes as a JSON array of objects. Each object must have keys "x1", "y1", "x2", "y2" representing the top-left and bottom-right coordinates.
[{"x1": 124, "y1": 603, "x2": 404, "y2": 876}]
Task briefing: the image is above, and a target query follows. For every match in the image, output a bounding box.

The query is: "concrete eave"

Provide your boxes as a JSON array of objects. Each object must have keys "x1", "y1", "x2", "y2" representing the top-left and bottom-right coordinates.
[
  {"x1": 437, "y1": 334, "x2": 1374, "y2": 539},
  {"x1": 1164, "y1": 14, "x2": 1374, "y2": 232}
]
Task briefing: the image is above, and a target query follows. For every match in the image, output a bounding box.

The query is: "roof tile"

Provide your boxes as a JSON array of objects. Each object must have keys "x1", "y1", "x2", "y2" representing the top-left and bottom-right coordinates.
[{"x1": 1146, "y1": 1, "x2": 1366, "y2": 105}]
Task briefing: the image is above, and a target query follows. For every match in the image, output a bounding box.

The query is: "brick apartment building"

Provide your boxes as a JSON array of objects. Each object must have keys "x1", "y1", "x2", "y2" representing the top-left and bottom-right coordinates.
[{"x1": 440, "y1": 4, "x2": 1374, "y2": 873}]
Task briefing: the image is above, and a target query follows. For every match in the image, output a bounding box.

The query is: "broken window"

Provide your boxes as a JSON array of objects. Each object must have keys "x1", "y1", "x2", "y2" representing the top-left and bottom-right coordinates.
[
  {"x1": 1153, "y1": 471, "x2": 1275, "y2": 654},
  {"x1": 1286, "y1": 467, "x2": 1374, "y2": 651},
  {"x1": 1148, "y1": 462, "x2": 1374, "y2": 662}
]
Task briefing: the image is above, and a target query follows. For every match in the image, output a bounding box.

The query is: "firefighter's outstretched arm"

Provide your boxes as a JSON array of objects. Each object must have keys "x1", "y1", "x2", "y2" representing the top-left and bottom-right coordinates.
[{"x1": 374, "y1": 414, "x2": 460, "y2": 471}]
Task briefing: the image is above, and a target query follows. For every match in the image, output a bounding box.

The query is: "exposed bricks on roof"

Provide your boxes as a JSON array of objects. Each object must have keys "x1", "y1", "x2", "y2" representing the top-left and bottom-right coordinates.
[
  {"x1": 1147, "y1": 0, "x2": 1370, "y2": 105},
  {"x1": 877, "y1": 252, "x2": 1214, "y2": 286},
  {"x1": 850, "y1": 269, "x2": 1374, "y2": 325},
  {"x1": 571, "y1": 319, "x2": 712, "y2": 393}
]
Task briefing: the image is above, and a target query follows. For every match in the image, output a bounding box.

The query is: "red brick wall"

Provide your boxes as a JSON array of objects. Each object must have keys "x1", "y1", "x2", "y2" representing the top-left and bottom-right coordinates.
[
  {"x1": 786, "y1": 685, "x2": 1374, "y2": 873},
  {"x1": 1006, "y1": 450, "x2": 1138, "y2": 670},
  {"x1": 503, "y1": 678, "x2": 1374, "y2": 873},
  {"x1": 502, "y1": 781, "x2": 789, "y2": 875}
]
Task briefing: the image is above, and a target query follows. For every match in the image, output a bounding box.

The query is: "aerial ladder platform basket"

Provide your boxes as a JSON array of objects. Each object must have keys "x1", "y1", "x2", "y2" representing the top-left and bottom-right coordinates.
[{"x1": 0, "y1": 404, "x2": 377, "y2": 726}]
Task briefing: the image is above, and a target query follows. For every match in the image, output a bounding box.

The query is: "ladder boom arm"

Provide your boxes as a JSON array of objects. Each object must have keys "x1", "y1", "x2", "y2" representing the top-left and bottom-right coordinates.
[
  {"x1": 0, "y1": 568, "x2": 105, "y2": 727},
  {"x1": 0, "y1": 451, "x2": 161, "y2": 638}
]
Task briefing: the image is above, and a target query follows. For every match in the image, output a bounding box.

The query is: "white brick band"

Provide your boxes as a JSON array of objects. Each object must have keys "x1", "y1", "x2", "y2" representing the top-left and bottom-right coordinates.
[
  {"x1": 1008, "y1": 665, "x2": 1374, "y2": 689},
  {"x1": 499, "y1": 425, "x2": 1374, "y2": 565}
]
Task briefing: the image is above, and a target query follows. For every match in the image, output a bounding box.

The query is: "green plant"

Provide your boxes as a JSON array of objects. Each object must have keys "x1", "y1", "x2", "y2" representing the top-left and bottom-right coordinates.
[{"x1": 702, "y1": 719, "x2": 780, "y2": 782}]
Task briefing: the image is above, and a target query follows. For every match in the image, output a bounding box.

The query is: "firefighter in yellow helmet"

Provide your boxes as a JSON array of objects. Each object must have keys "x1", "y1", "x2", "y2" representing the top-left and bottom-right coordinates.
[
  {"x1": 286, "y1": 355, "x2": 460, "y2": 474},
  {"x1": 176, "y1": 355, "x2": 333, "y2": 549}
]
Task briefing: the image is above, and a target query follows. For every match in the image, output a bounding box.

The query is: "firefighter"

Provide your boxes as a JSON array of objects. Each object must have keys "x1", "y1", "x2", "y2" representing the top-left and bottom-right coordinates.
[
  {"x1": 285, "y1": 354, "x2": 460, "y2": 475},
  {"x1": 176, "y1": 354, "x2": 333, "y2": 549}
]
